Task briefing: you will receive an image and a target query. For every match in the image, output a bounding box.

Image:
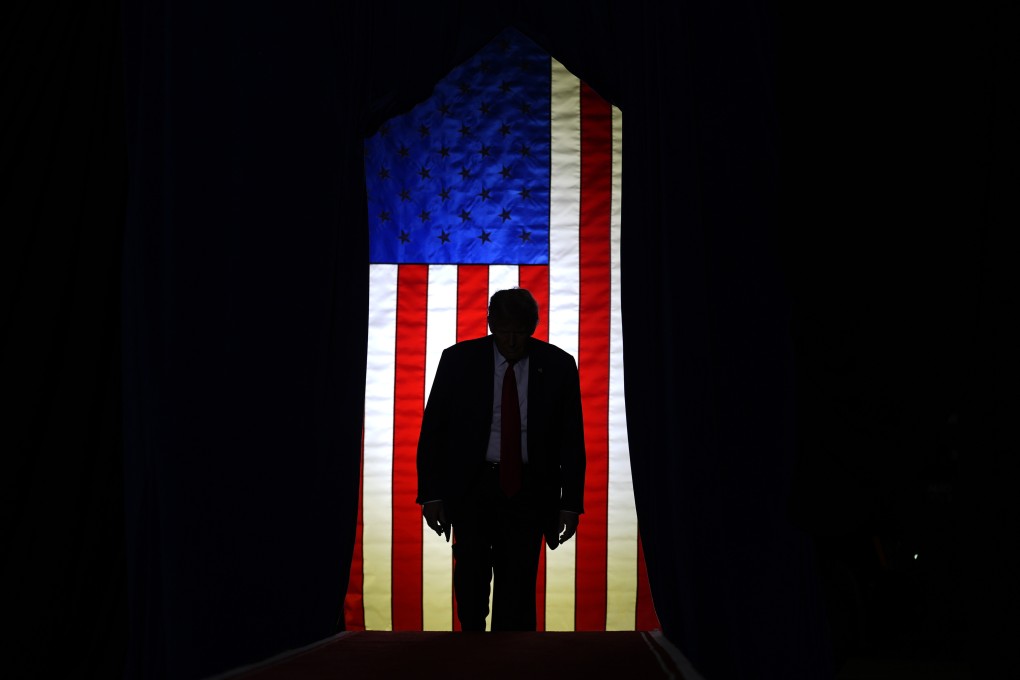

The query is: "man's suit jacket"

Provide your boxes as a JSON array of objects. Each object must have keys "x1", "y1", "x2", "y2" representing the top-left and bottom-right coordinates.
[{"x1": 416, "y1": 335, "x2": 586, "y2": 548}]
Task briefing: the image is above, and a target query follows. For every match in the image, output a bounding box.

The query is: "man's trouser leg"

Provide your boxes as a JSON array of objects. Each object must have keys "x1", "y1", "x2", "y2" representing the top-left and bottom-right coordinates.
[
  {"x1": 491, "y1": 468, "x2": 543, "y2": 631},
  {"x1": 451, "y1": 464, "x2": 543, "y2": 631},
  {"x1": 451, "y1": 469, "x2": 496, "y2": 631}
]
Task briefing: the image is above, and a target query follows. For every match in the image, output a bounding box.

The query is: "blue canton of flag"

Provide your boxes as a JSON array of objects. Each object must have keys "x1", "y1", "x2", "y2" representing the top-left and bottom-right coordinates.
[{"x1": 365, "y1": 34, "x2": 551, "y2": 265}]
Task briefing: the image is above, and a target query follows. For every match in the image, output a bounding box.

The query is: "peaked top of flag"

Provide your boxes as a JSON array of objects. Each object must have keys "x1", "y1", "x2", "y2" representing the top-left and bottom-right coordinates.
[{"x1": 366, "y1": 29, "x2": 551, "y2": 265}]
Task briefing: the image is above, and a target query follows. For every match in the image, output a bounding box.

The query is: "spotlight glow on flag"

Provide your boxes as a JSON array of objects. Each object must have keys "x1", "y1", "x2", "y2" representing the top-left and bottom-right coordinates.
[{"x1": 345, "y1": 29, "x2": 658, "y2": 632}]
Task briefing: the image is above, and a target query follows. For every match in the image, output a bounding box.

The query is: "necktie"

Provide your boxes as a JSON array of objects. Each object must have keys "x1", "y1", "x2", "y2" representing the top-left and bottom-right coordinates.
[{"x1": 500, "y1": 360, "x2": 522, "y2": 498}]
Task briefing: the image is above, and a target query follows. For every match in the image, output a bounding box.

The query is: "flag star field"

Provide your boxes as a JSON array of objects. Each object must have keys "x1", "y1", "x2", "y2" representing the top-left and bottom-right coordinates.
[{"x1": 366, "y1": 35, "x2": 551, "y2": 265}]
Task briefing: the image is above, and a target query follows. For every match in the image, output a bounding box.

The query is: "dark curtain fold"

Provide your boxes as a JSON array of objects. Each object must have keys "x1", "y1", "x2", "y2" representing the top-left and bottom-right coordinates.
[
  {"x1": 778, "y1": 5, "x2": 1017, "y2": 676},
  {"x1": 2, "y1": 0, "x2": 127, "y2": 676},
  {"x1": 7, "y1": 0, "x2": 1013, "y2": 678},
  {"x1": 605, "y1": 6, "x2": 832, "y2": 679},
  {"x1": 120, "y1": 1, "x2": 371, "y2": 677}
]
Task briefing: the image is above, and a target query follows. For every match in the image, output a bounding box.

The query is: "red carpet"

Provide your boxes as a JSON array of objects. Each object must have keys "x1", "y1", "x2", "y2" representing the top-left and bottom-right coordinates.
[{"x1": 217, "y1": 631, "x2": 695, "y2": 679}]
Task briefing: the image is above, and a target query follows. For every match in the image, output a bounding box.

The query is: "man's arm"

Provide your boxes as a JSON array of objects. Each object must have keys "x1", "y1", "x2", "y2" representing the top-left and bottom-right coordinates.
[
  {"x1": 422, "y1": 500, "x2": 450, "y2": 542},
  {"x1": 418, "y1": 348, "x2": 461, "y2": 544},
  {"x1": 556, "y1": 354, "x2": 586, "y2": 515},
  {"x1": 416, "y1": 348, "x2": 455, "y2": 506},
  {"x1": 557, "y1": 510, "x2": 579, "y2": 545},
  {"x1": 546, "y1": 352, "x2": 585, "y2": 549}
]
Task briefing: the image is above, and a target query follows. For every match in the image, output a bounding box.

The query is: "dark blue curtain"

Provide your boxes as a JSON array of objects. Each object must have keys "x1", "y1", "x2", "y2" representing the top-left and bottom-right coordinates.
[{"x1": 119, "y1": 2, "x2": 368, "y2": 677}]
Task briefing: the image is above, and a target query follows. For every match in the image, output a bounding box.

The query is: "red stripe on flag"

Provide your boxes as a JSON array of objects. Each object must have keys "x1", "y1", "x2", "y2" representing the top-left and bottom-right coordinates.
[
  {"x1": 519, "y1": 265, "x2": 550, "y2": 344},
  {"x1": 519, "y1": 264, "x2": 550, "y2": 630},
  {"x1": 451, "y1": 561, "x2": 460, "y2": 632},
  {"x1": 392, "y1": 265, "x2": 428, "y2": 630},
  {"x1": 636, "y1": 535, "x2": 660, "y2": 630},
  {"x1": 575, "y1": 83, "x2": 613, "y2": 631},
  {"x1": 343, "y1": 430, "x2": 367, "y2": 630},
  {"x1": 457, "y1": 265, "x2": 489, "y2": 342}
]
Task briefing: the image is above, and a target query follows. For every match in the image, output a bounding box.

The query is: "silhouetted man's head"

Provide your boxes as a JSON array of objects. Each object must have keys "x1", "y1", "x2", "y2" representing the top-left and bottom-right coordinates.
[{"x1": 487, "y1": 288, "x2": 539, "y2": 362}]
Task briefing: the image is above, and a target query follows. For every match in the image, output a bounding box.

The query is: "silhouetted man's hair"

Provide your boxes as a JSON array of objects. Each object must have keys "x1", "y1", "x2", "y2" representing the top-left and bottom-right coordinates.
[{"x1": 487, "y1": 288, "x2": 539, "y2": 334}]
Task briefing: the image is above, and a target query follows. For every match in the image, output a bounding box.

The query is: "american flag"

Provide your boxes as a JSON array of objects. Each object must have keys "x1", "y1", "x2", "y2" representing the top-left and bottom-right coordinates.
[{"x1": 345, "y1": 29, "x2": 657, "y2": 632}]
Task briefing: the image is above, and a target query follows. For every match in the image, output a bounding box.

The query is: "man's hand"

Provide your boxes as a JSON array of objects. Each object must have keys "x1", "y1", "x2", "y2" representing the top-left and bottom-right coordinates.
[
  {"x1": 422, "y1": 501, "x2": 450, "y2": 542},
  {"x1": 557, "y1": 510, "x2": 579, "y2": 545}
]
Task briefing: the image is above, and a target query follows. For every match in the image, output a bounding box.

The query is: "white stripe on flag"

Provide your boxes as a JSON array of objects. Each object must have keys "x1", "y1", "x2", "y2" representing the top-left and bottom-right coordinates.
[
  {"x1": 488, "y1": 265, "x2": 520, "y2": 302},
  {"x1": 545, "y1": 58, "x2": 581, "y2": 631},
  {"x1": 605, "y1": 105, "x2": 639, "y2": 630},
  {"x1": 363, "y1": 264, "x2": 398, "y2": 631},
  {"x1": 422, "y1": 265, "x2": 458, "y2": 630}
]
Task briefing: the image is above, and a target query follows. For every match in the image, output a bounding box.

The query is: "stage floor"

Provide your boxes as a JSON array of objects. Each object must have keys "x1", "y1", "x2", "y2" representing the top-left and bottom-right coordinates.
[{"x1": 215, "y1": 630, "x2": 701, "y2": 680}]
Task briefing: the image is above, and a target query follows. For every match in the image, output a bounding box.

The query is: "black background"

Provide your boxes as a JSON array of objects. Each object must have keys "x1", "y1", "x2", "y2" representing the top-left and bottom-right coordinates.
[{"x1": 3, "y1": 1, "x2": 1013, "y2": 678}]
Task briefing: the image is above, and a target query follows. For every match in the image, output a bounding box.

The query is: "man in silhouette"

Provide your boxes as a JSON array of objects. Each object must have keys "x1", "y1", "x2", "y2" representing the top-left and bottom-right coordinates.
[{"x1": 417, "y1": 287, "x2": 585, "y2": 631}]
